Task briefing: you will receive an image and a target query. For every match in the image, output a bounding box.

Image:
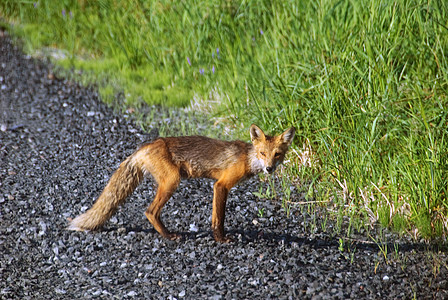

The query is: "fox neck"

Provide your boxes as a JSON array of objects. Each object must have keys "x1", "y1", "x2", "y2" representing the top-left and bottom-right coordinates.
[{"x1": 248, "y1": 146, "x2": 265, "y2": 175}]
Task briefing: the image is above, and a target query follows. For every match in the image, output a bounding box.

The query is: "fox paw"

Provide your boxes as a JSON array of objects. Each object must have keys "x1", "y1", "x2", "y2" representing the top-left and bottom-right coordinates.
[
  {"x1": 165, "y1": 233, "x2": 182, "y2": 241},
  {"x1": 214, "y1": 234, "x2": 234, "y2": 243}
]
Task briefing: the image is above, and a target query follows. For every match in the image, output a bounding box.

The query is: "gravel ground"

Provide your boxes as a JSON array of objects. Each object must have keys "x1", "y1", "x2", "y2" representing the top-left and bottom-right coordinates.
[{"x1": 1, "y1": 32, "x2": 448, "y2": 299}]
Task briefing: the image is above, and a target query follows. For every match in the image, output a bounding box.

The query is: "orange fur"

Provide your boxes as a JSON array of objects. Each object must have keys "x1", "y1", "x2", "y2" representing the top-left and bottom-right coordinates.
[{"x1": 69, "y1": 124, "x2": 295, "y2": 242}]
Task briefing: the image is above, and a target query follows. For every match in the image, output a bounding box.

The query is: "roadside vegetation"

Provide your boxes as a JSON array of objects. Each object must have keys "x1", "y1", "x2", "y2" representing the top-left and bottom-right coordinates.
[{"x1": 1, "y1": 0, "x2": 447, "y2": 241}]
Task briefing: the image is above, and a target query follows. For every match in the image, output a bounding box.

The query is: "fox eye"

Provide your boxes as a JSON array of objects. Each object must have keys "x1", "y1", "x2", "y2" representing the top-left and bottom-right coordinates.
[
  {"x1": 260, "y1": 152, "x2": 266, "y2": 157},
  {"x1": 274, "y1": 152, "x2": 281, "y2": 158}
]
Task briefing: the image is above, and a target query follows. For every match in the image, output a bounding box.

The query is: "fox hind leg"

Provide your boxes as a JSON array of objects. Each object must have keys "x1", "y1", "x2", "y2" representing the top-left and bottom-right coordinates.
[
  {"x1": 137, "y1": 141, "x2": 181, "y2": 240},
  {"x1": 144, "y1": 169, "x2": 181, "y2": 240}
]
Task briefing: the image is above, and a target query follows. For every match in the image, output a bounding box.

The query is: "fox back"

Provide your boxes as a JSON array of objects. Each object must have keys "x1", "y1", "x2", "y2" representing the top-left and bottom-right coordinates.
[{"x1": 158, "y1": 136, "x2": 253, "y2": 179}]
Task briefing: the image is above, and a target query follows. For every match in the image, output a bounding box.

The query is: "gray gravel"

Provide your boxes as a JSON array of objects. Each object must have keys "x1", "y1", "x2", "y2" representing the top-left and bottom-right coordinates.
[{"x1": 1, "y1": 32, "x2": 448, "y2": 299}]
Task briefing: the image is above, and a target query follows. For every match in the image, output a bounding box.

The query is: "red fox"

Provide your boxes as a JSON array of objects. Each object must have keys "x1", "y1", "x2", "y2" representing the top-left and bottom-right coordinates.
[{"x1": 69, "y1": 124, "x2": 295, "y2": 242}]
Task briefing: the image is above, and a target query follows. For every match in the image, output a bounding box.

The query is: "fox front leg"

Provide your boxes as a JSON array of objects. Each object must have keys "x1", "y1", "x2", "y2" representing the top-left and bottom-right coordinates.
[{"x1": 211, "y1": 180, "x2": 233, "y2": 243}]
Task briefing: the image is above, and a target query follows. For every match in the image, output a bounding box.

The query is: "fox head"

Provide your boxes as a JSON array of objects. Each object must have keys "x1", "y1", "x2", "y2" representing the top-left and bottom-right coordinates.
[{"x1": 250, "y1": 124, "x2": 296, "y2": 174}]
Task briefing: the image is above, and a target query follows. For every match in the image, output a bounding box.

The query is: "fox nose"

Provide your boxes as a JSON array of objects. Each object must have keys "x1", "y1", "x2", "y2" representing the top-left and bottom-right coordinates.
[{"x1": 266, "y1": 166, "x2": 274, "y2": 174}]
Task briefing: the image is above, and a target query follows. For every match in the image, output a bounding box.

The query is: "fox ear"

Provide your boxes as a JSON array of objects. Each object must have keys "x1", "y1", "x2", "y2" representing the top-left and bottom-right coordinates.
[
  {"x1": 250, "y1": 124, "x2": 266, "y2": 142},
  {"x1": 280, "y1": 127, "x2": 296, "y2": 145}
]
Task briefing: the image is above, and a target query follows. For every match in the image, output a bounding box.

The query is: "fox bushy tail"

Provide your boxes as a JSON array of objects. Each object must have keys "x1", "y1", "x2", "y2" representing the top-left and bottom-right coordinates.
[{"x1": 69, "y1": 155, "x2": 143, "y2": 231}]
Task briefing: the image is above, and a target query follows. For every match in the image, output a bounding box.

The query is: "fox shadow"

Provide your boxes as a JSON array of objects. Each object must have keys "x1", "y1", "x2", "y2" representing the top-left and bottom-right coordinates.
[
  {"x1": 113, "y1": 226, "x2": 447, "y2": 254},
  {"x1": 225, "y1": 229, "x2": 447, "y2": 253}
]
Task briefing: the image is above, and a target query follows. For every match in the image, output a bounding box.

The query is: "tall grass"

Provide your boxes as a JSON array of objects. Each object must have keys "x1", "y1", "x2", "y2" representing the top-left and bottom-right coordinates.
[{"x1": 2, "y1": 0, "x2": 447, "y2": 239}]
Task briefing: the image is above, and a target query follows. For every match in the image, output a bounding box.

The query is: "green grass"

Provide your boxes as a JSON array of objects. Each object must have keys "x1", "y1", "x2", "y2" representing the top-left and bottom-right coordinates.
[{"x1": 1, "y1": 0, "x2": 448, "y2": 240}]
